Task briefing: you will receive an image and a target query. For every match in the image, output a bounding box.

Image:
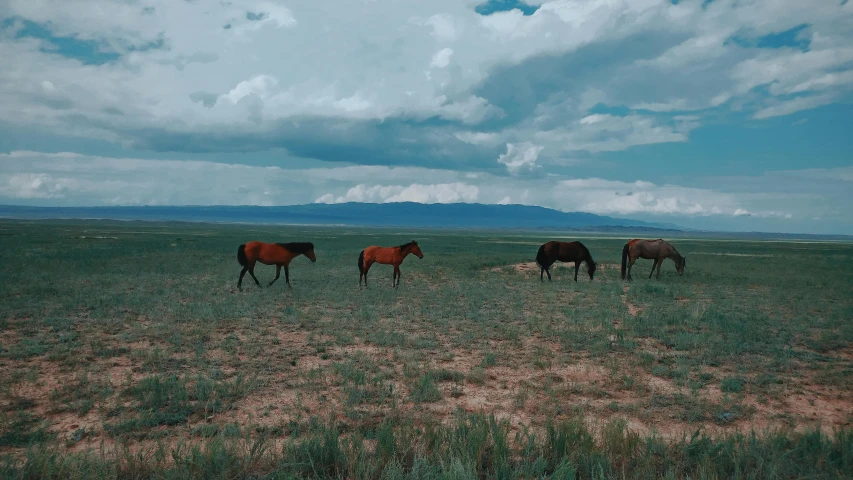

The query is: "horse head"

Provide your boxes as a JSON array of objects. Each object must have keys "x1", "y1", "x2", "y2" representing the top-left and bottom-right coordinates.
[
  {"x1": 410, "y1": 240, "x2": 424, "y2": 259},
  {"x1": 588, "y1": 261, "x2": 597, "y2": 280},
  {"x1": 305, "y1": 244, "x2": 317, "y2": 263},
  {"x1": 676, "y1": 255, "x2": 686, "y2": 275}
]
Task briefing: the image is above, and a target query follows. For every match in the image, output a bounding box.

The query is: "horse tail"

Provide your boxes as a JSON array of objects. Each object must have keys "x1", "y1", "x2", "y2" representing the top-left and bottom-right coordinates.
[
  {"x1": 621, "y1": 243, "x2": 629, "y2": 280},
  {"x1": 358, "y1": 250, "x2": 365, "y2": 273},
  {"x1": 535, "y1": 244, "x2": 547, "y2": 268},
  {"x1": 237, "y1": 244, "x2": 248, "y2": 268}
]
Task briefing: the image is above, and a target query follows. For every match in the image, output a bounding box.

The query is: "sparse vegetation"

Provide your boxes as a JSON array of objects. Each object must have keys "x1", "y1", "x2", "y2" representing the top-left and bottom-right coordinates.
[{"x1": 1, "y1": 219, "x2": 852, "y2": 477}]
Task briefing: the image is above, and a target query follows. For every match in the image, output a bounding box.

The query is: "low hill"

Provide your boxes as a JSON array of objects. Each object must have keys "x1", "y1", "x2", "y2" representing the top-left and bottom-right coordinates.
[{"x1": 0, "y1": 203, "x2": 681, "y2": 231}]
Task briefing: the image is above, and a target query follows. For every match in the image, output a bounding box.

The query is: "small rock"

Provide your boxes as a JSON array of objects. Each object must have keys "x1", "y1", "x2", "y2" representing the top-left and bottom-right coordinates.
[
  {"x1": 70, "y1": 428, "x2": 86, "y2": 443},
  {"x1": 716, "y1": 412, "x2": 735, "y2": 424}
]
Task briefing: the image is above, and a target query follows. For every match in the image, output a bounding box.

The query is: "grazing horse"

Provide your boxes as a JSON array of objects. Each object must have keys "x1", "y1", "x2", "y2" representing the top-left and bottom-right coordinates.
[
  {"x1": 358, "y1": 240, "x2": 424, "y2": 288},
  {"x1": 535, "y1": 240, "x2": 597, "y2": 282},
  {"x1": 236, "y1": 241, "x2": 316, "y2": 290},
  {"x1": 621, "y1": 239, "x2": 685, "y2": 281}
]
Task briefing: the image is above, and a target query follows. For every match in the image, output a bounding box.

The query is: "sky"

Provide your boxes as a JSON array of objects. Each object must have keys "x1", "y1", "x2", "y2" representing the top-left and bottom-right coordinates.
[{"x1": 0, "y1": 0, "x2": 852, "y2": 234}]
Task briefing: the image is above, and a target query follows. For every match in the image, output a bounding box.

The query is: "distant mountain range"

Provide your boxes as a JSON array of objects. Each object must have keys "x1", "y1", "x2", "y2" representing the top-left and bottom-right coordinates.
[{"x1": 0, "y1": 203, "x2": 682, "y2": 231}]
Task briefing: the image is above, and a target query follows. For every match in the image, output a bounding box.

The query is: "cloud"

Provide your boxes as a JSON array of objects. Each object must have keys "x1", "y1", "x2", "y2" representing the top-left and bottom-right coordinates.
[
  {"x1": 752, "y1": 94, "x2": 836, "y2": 120},
  {"x1": 496, "y1": 142, "x2": 543, "y2": 174},
  {"x1": 430, "y1": 48, "x2": 454, "y2": 68},
  {"x1": 315, "y1": 182, "x2": 479, "y2": 204},
  {"x1": 1, "y1": 1, "x2": 852, "y2": 234},
  {"x1": 526, "y1": 113, "x2": 692, "y2": 154},
  {"x1": 3, "y1": 150, "x2": 851, "y2": 233},
  {"x1": 733, "y1": 208, "x2": 792, "y2": 219},
  {"x1": 554, "y1": 178, "x2": 732, "y2": 216},
  {"x1": 1, "y1": 0, "x2": 850, "y2": 166},
  {"x1": 217, "y1": 74, "x2": 279, "y2": 105}
]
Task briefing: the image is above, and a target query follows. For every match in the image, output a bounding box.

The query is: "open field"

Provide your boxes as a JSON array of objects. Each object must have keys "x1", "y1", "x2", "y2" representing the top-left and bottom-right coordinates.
[{"x1": 1, "y1": 220, "x2": 852, "y2": 478}]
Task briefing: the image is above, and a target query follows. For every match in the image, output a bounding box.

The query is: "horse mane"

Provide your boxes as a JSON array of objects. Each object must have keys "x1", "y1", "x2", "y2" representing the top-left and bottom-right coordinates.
[
  {"x1": 397, "y1": 240, "x2": 418, "y2": 251},
  {"x1": 577, "y1": 242, "x2": 596, "y2": 268},
  {"x1": 277, "y1": 242, "x2": 314, "y2": 254}
]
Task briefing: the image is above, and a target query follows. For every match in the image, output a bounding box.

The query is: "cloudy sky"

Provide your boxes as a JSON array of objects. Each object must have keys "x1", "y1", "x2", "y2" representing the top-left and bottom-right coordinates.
[{"x1": 1, "y1": 0, "x2": 851, "y2": 234}]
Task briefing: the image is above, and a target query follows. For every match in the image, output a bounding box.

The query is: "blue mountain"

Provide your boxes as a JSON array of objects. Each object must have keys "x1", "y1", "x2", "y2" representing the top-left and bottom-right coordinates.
[{"x1": 0, "y1": 203, "x2": 681, "y2": 230}]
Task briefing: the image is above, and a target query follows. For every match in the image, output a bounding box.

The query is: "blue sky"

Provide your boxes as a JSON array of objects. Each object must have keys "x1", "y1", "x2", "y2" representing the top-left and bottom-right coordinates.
[{"x1": 0, "y1": 0, "x2": 851, "y2": 234}]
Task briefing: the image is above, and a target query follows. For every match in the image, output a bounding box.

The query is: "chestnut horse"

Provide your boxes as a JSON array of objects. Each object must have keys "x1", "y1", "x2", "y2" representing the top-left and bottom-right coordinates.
[
  {"x1": 358, "y1": 240, "x2": 424, "y2": 288},
  {"x1": 621, "y1": 238, "x2": 685, "y2": 281},
  {"x1": 237, "y1": 241, "x2": 316, "y2": 290},
  {"x1": 535, "y1": 240, "x2": 597, "y2": 282}
]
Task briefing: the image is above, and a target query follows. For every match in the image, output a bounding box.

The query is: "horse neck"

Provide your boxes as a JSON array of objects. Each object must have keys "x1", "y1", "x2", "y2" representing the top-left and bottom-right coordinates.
[
  {"x1": 399, "y1": 245, "x2": 413, "y2": 258},
  {"x1": 666, "y1": 246, "x2": 681, "y2": 261}
]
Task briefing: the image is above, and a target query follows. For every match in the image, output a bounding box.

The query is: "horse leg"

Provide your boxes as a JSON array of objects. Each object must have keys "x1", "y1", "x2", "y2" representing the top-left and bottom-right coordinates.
[
  {"x1": 393, "y1": 265, "x2": 400, "y2": 288},
  {"x1": 627, "y1": 258, "x2": 636, "y2": 281},
  {"x1": 546, "y1": 267, "x2": 552, "y2": 281},
  {"x1": 362, "y1": 261, "x2": 372, "y2": 287},
  {"x1": 247, "y1": 262, "x2": 261, "y2": 288},
  {"x1": 656, "y1": 259, "x2": 663, "y2": 279},
  {"x1": 284, "y1": 265, "x2": 291, "y2": 288},
  {"x1": 268, "y1": 265, "x2": 281, "y2": 287},
  {"x1": 574, "y1": 261, "x2": 580, "y2": 282},
  {"x1": 540, "y1": 266, "x2": 544, "y2": 281},
  {"x1": 238, "y1": 267, "x2": 248, "y2": 291},
  {"x1": 648, "y1": 259, "x2": 658, "y2": 279}
]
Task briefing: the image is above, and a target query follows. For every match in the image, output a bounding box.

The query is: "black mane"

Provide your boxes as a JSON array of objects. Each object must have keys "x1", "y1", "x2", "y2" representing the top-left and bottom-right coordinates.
[
  {"x1": 277, "y1": 242, "x2": 314, "y2": 254},
  {"x1": 397, "y1": 240, "x2": 418, "y2": 250}
]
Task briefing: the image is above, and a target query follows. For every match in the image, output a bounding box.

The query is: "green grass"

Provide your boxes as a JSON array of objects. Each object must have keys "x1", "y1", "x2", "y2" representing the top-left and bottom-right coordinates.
[
  {"x1": 2, "y1": 415, "x2": 852, "y2": 479},
  {"x1": 1, "y1": 219, "x2": 852, "y2": 477}
]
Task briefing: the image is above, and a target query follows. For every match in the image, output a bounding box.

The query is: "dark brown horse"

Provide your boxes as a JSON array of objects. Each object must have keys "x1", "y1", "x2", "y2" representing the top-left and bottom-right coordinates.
[
  {"x1": 535, "y1": 240, "x2": 597, "y2": 282},
  {"x1": 621, "y1": 238, "x2": 685, "y2": 281},
  {"x1": 358, "y1": 240, "x2": 424, "y2": 288},
  {"x1": 237, "y1": 241, "x2": 316, "y2": 290}
]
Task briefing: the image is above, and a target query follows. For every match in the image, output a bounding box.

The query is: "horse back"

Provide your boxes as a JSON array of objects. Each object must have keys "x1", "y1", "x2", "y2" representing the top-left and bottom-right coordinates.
[
  {"x1": 630, "y1": 239, "x2": 668, "y2": 259},
  {"x1": 545, "y1": 241, "x2": 588, "y2": 263},
  {"x1": 244, "y1": 241, "x2": 298, "y2": 265},
  {"x1": 367, "y1": 245, "x2": 405, "y2": 265}
]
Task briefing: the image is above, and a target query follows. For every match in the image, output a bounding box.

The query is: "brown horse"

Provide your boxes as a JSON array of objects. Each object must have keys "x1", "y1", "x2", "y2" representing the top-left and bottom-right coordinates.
[
  {"x1": 535, "y1": 240, "x2": 597, "y2": 282},
  {"x1": 621, "y1": 238, "x2": 685, "y2": 281},
  {"x1": 237, "y1": 241, "x2": 316, "y2": 290},
  {"x1": 358, "y1": 240, "x2": 424, "y2": 288}
]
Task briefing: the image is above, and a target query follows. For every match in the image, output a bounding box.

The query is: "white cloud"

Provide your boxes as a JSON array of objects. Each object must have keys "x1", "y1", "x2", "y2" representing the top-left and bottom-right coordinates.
[
  {"x1": 554, "y1": 178, "x2": 735, "y2": 216},
  {"x1": 430, "y1": 48, "x2": 454, "y2": 68},
  {"x1": 752, "y1": 94, "x2": 836, "y2": 120},
  {"x1": 733, "y1": 208, "x2": 792, "y2": 219},
  {"x1": 2, "y1": 151, "x2": 850, "y2": 232},
  {"x1": 0, "y1": 173, "x2": 68, "y2": 199},
  {"x1": 217, "y1": 74, "x2": 279, "y2": 105},
  {"x1": 315, "y1": 182, "x2": 479, "y2": 204},
  {"x1": 1, "y1": 0, "x2": 849, "y2": 146},
  {"x1": 525, "y1": 114, "x2": 691, "y2": 153},
  {"x1": 1, "y1": 1, "x2": 852, "y2": 233},
  {"x1": 497, "y1": 142, "x2": 544, "y2": 174},
  {"x1": 419, "y1": 14, "x2": 460, "y2": 42},
  {"x1": 454, "y1": 131, "x2": 502, "y2": 146}
]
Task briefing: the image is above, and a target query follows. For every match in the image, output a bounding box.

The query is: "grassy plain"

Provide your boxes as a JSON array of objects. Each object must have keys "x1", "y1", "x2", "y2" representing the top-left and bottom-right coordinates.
[{"x1": 0, "y1": 219, "x2": 852, "y2": 478}]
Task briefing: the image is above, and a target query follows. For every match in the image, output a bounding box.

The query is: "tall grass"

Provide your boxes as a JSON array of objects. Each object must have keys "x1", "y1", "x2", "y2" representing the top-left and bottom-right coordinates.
[{"x1": 3, "y1": 414, "x2": 851, "y2": 479}]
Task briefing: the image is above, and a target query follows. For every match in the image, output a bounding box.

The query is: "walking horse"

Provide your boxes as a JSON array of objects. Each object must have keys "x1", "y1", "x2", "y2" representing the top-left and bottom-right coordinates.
[
  {"x1": 358, "y1": 240, "x2": 424, "y2": 288},
  {"x1": 236, "y1": 241, "x2": 316, "y2": 290}
]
